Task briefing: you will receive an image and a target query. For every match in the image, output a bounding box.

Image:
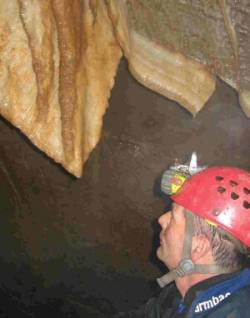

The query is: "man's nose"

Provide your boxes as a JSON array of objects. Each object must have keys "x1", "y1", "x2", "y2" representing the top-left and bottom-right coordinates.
[{"x1": 158, "y1": 212, "x2": 170, "y2": 230}]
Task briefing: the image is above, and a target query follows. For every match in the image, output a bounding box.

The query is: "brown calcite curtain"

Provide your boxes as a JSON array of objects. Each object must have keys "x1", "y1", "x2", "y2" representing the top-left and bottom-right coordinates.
[{"x1": 1, "y1": 1, "x2": 250, "y2": 177}]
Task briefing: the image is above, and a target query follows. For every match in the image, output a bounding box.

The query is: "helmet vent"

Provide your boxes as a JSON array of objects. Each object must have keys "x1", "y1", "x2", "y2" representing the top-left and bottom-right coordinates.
[
  {"x1": 243, "y1": 201, "x2": 250, "y2": 209},
  {"x1": 243, "y1": 187, "x2": 250, "y2": 195},
  {"x1": 229, "y1": 180, "x2": 238, "y2": 187},
  {"x1": 231, "y1": 192, "x2": 239, "y2": 200},
  {"x1": 217, "y1": 186, "x2": 226, "y2": 193},
  {"x1": 216, "y1": 176, "x2": 224, "y2": 181}
]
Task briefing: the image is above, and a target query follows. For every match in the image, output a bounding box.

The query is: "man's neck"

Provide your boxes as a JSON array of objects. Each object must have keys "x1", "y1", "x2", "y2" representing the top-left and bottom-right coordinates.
[{"x1": 175, "y1": 273, "x2": 218, "y2": 298}]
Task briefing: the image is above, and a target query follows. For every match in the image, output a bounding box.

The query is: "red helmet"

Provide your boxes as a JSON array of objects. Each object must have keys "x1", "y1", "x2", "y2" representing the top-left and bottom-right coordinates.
[{"x1": 172, "y1": 167, "x2": 250, "y2": 247}]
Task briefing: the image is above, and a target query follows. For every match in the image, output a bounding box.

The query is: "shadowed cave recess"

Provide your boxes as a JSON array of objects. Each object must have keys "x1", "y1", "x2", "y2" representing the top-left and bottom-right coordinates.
[{"x1": 0, "y1": 59, "x2": 250, "y2": 317}]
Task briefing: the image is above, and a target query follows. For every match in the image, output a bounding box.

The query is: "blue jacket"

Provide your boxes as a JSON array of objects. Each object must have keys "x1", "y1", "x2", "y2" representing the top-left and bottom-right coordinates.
[{"x1": 115, "y1": 269, "x2": 250, "y2": 318}]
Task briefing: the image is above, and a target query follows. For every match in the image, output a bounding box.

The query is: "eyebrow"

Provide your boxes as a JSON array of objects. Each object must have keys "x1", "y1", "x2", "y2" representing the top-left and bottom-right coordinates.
[
  {"x1": 172, "y1": 203, "x2": 177, "y2": 212},
  {"x1": 171, "y1": 206, "x2": 177, "y2": 217},
  {"x1": 172, "y1": 204, "x2": 184, "y2": 218}
]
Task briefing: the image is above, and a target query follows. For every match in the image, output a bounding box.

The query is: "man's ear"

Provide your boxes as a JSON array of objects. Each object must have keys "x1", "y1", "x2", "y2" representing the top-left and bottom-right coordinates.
[{"x1": 191, "y1": 234, "x2": 212, "y2": 262}]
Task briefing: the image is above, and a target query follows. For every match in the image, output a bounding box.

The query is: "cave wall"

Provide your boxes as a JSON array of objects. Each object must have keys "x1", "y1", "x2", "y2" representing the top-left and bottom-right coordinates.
[{"x1": 0, "y1": 59, "x2": 250, "y2": 316}]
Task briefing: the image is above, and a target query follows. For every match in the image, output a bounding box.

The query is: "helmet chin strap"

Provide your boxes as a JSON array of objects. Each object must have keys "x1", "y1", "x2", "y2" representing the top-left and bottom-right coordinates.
[{"x1": 157, "y1": 210, "x2": 232, "y2": 288}]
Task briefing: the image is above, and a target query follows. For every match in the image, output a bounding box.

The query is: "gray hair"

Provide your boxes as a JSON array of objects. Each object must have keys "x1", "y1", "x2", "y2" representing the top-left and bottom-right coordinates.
[{"x1": 192, "y1": 214, "x2": 250, "y2": 271}]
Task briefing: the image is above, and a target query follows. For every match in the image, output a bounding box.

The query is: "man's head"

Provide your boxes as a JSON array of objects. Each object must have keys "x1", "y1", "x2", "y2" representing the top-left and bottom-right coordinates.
[
  {"x1": 157, "y1": 204, "x2": 222, "y2": 272},
  {"x1": 157, "y1": 166, "x2": 250, "y2": 288}
]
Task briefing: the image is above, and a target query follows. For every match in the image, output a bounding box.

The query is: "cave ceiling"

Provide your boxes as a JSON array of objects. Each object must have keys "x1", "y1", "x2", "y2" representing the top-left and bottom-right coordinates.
[{"x1": 0, "y1": 0, "x2": 249, "y2": 177}]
